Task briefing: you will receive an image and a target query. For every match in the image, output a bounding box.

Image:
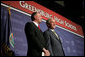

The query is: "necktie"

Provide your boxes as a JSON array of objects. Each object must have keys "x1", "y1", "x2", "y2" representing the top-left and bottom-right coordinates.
[
  {"x1": 52, "y1": 30, "x2": 59, "y2": 40},
  {"x1": 38, "y1": 25, "x2": 40, "y2": 30}
]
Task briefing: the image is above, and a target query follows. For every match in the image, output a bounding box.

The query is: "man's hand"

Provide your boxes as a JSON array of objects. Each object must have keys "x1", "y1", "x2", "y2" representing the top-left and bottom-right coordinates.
[{"x1": 43, "y1": 48, "x2": 50, "y2": 56}]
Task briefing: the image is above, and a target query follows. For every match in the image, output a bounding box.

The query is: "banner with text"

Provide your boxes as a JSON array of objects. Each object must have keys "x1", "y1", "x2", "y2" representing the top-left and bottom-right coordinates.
[{"x1": 1, "y1": 1, "x2": 84, "y2": 37}]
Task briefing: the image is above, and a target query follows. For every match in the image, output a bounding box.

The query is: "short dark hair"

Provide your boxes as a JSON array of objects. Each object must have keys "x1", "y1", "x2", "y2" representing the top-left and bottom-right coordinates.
[
  {"x1": 46, "y1": 19, "x2": 51, "y2": 25},
  {"x1": 31, "y1": 12, "x2": 37, "y2": 21},
  {"x1": 46, "y1": 19, "x2": 51, "y2": 27}
]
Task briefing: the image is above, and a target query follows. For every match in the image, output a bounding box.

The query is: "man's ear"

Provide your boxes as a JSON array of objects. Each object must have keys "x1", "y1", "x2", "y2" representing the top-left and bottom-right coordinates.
[{"x1": 34, "y1": 15, "x2": 36, "y2": 19}]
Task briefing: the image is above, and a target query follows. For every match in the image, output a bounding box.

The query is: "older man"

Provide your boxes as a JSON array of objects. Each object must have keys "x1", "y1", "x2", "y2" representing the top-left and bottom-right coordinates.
[{"x1": 43, "y1": 19, "x2": 65, "y2": 56}]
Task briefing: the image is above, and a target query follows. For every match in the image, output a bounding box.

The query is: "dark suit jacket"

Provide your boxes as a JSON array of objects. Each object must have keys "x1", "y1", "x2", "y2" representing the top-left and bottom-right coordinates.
[
  {"x1": 43, "y1": 29, "x2": 65, "y2": 56},
  {"x1": 24, "y1": 22, "x2": 46, "y2": 56}
]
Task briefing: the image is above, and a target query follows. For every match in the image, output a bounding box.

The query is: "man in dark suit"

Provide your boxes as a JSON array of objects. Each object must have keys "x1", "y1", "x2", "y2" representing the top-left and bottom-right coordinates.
[
  {"x1": 24, "y1": 12, "x2": 50, "y2": 56},
  {"x1": 43, "y1": 19, "x2": 65, "y2": 56}
]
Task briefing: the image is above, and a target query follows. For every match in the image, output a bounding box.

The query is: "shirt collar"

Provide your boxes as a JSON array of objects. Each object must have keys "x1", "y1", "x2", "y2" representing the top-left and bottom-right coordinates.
[
  {"x1": 50, "y1": 29, "x2": 55, "y2": 32},
  {"x1": 33, "y1": 21, "x2": 38, "y2": 27}
]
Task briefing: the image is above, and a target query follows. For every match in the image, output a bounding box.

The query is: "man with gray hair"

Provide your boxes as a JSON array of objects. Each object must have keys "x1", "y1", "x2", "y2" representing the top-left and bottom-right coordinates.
[{"x1": 43, "y1": 19, "x2": 65, "y2": 56}]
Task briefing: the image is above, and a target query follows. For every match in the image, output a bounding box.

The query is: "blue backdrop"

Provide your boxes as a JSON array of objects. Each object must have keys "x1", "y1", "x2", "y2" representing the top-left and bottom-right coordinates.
[{"x1": 1, "y1": 6, "x2": 84, "y2": 56}]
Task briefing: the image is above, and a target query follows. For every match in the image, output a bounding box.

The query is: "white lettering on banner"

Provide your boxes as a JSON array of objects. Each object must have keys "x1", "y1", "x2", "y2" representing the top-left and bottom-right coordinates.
[
  {"x1": 54, "y1": 16, "x2": 64, "y2": 25},
  {"x1": 65, "y1": 21, "x2": 77, "y2": 31},
  {"x1": 19, "y1": 1, "x2": 53, "y2": 19},
  {"x1": 19, "y1": 1, "x2": 77, "y2": 31}
]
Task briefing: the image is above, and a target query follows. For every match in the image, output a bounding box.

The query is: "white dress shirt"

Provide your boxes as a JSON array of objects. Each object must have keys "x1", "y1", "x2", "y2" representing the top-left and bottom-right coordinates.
[{"x1": 33, "y1": 21, "x2": 38, "y2": 27}]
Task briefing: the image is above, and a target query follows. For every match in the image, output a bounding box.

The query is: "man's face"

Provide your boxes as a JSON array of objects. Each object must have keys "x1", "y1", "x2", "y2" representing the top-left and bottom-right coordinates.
[
  {"x1": 34, "y1": 13, "x2": 42, "y2": 24},
  {"x1": 49, "y1": 19, "x2": 56, "y2": 29}
]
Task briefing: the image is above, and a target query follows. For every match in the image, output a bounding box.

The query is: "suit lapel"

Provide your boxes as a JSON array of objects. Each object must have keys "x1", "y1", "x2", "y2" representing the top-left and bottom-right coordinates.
[
  {"x1": 48, "y1": 29, "x2": 60, "y2": 41},
  {"x1": 31, "y1": 22, "x2": 45, "y2": 46},
  {"x1": 31, "y1": 22, "x2": 41, "y2": 32}
]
